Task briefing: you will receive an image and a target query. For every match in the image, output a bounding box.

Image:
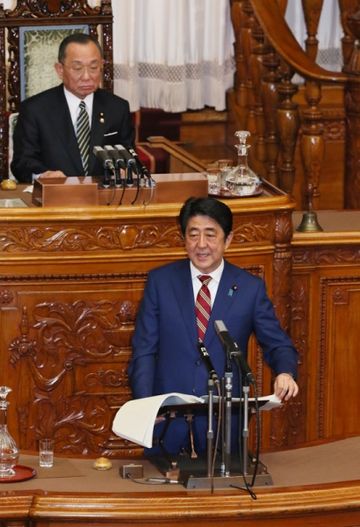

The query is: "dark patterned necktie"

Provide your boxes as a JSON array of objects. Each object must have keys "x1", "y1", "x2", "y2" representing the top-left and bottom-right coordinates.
[
  {"x1": 195, "y1": 275, "x2": 212, "y2": 341},
  {"x1": 76, "y1": 101, "x2": 90, "y2": 175}
]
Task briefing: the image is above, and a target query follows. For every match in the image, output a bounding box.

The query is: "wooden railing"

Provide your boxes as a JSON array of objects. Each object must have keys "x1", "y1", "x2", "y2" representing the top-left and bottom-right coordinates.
[{"x1": 229, "y1": 0, "x2": 360, "y2": 209}]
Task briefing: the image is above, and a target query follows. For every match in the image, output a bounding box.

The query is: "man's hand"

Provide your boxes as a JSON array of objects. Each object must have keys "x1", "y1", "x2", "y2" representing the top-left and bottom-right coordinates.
[
  {"x1": 39, "y1": 170, "x2": 66, "y2": 179},
  {"x1": 274, "y1": 373, "x2": 299, "y2": 401}
]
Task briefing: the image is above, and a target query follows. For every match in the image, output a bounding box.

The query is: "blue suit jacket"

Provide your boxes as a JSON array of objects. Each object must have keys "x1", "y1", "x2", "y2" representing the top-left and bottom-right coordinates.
[
  {"x1": 129, "y1": 259, "x2": 297, "y2": 455},
  {"x1": 129, "y1": 259, "x2": 297, "y2": 399}
]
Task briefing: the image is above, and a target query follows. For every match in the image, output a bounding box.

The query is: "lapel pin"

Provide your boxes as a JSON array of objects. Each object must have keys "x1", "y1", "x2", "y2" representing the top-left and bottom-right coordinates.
[
  {"x1": 99, "y1": 112, "x2": 105, "y2": 124},
  {"x1": 228, "y1": 285, "x2": 238, "y2": 297}
]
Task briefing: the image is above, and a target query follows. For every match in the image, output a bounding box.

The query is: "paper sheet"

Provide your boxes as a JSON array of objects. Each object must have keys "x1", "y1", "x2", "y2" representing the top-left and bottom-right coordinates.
[
  {"x1": 112, "y1": 392, "x2": 281, "y2": 448},
  {"x1": 112, "y1": 392, "x2": 204, "y2": 448}
]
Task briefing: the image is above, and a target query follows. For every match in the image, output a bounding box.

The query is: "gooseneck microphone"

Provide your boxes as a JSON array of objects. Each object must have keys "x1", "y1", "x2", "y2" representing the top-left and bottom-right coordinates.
[
  {"x1": 214, "y1": 320, "x2": 255, "y2": 384},
  {"x1": 197, "y1": 341, "x2": 220, "y2": 384}
]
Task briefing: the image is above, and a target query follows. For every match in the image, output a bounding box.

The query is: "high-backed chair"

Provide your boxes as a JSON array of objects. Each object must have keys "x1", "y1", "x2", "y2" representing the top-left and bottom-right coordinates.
[{"x1": 0, "y1": 0, "x2": 113, "y2": 181}]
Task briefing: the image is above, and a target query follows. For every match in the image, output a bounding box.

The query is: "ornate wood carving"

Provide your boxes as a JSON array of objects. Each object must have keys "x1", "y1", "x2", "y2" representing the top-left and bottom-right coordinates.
[
  {"x1": 235, "y1": 0, "x2": 360, "y2": 208},
  {"x1": 0, "y1": 216, "x2": 278, "y2": 253},
  {"x1": 277, "y1": 59, "x2": 300, "y2": 193},
  {"x1": 0, "y1": 223, "x2": 184, "y2": 252},
  {"x1": 4, "y1": 1, "x2": 101, "y2": 18},
  {"x1": 302, "y1": 0, "x2": 324, "y2": 61},
  {"x1": 339, "y1": 0, "x2": 358, "y2": 65},
  {"x1": 0, "y1": 287, "x2": 14, "y2": 304},
  {"x1": 9, "y1": 298, "x2": 139, "y2": 456},
  {"x1": 261, "y1": 50, "x2": 282, "y2": 186},
  {"x1": 292, "y1": 245, "x2": 360, "y2": 265},
  {"x1": 232, "y1": 215, "x2": 273, "y2": 244},
  {"x1": 230, "y1": 0, "x2": 249, "y2": 130}
]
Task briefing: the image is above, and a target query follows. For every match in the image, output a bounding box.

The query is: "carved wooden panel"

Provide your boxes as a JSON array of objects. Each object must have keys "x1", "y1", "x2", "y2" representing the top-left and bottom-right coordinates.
[
  {"x1": 0, "y1": 273, "x2": 145, "y2": 458},
  {"x1": 291, "y1": 241, "x2": 360, "y2": 445},
  {"x1": 319, "y1": 276, "x2": 360, "y2": 438},
  {"x1": 0, "y1": 191, "x2": 294, "y2": 456}
]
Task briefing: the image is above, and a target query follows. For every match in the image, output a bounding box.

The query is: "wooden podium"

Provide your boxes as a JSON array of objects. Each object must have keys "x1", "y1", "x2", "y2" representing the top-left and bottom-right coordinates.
[{"x1": 32, "y1": 173, "x2": 208, "y2": 207}]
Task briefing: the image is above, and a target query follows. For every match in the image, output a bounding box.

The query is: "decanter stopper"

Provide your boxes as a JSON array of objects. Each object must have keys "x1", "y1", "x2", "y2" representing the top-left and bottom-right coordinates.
[{"x1": 0, "y1": 386, "x2": 19, "y2": 478}]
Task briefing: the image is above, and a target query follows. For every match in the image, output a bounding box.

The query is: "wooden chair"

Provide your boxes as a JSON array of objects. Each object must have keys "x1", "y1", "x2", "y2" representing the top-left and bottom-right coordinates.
[{"x1": 0, "y1": 0, "x2": 113, "y2": 182}]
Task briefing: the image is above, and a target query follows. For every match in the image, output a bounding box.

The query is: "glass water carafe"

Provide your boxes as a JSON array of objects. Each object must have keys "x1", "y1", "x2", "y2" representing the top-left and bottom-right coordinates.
[
  {"x1": 225, "y1": 131, "x2": 260, "y2": 196},
  {"x1": 0, "y1": 386, "x2": 19, "y2": 477}
]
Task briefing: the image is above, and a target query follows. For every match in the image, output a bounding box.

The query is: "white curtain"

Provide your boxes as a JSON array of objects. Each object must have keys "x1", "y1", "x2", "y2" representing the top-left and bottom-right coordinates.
[
  {"x1": 112, "y1": 0, "x2": 235, "y2": 112},
  {"x1": 2, "y1": 0, "x2": 343, "y2": 107}
]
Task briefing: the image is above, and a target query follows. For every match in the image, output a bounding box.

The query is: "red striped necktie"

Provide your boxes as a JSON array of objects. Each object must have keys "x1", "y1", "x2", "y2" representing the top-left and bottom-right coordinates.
[{"x1": 196, "y1": 275, "x2": 212, "y2": 341}]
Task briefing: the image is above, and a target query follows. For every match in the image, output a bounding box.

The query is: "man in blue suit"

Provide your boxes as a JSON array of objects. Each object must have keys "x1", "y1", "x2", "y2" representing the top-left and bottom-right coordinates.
[
  {"x1": 11, "y1": 33, "x2": 134, "y2": 183},
  {"x1": 129, "y1": 197, "x2": 299, "y2": 455}
]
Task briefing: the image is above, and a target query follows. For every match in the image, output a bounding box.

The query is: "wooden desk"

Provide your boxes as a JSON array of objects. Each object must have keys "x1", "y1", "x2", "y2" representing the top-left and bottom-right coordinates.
[
  {"x1": 0, "y1": 179, "x2": 295, "y2": 457},
  {"x1": 0, "y1": 441, "x2": 359, "y2": 527}
]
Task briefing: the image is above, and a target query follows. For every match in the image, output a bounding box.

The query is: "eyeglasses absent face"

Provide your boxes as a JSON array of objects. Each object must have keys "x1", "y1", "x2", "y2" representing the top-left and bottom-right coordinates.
[
  {"x1": 55, "y1": 41, "x2": 103, "y2": 99},
  {"x1": 62, "y1": 61, "x2": 102, "y2": 78},
  {"x1": 185, "y1": 215, "x2": 233, "y2": 274}
]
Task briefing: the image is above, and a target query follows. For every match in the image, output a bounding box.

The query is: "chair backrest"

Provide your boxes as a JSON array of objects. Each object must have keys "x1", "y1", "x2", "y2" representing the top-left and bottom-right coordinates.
[{"x1": 0, "y1": 0, "x2": 113, "y2": 181}]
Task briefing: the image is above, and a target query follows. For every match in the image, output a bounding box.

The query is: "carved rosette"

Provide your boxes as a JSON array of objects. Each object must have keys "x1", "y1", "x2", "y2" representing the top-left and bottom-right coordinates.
[{"x1": 0, "y1": 288, "x2": 14, "y2": 304}]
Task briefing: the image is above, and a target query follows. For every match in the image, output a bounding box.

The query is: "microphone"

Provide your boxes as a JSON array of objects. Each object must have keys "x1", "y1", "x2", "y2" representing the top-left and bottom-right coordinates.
[
  {"x1": 128, "y1": 147, "x2": 151, "y2": 178},
  {"x1": 114, "y1": 145, "x2": 137, "y2": 187},
  {"x1": 93, "y1": 146, "x2": 115, "y2": 170},
  {"x1": 114, "y1": 144, "x2": 137, "y2": 168},
  {"x1": 197, "y1": 341, "x2": 219, "y2": 384},
  {"x1": 214, "y1": 320, "x2": 255, "y2": 384},
  {"x1": 104, "y1": 145, "x2": 126, "y2": 170}
]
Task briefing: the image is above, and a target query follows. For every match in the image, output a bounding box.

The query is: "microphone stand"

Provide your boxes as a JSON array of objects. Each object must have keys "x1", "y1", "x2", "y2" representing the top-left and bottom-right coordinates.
[
  {"x1": 231, "y1": 351, "x2": 251, "y2": 475},
  {"x1": 114, "y1": 162, "x2": 122, "y2": 188},
  {"x1": 126, "y1": 163, "x2": 134, "y2": 187},
  {"x1": 223, "y1": 350, "x2": 233, "y2": 477},
  {"x1": 102, "y1": 165, "x2": 111, "y2": 188},
  {"x1": 242, "y1": 377, "x2": 250, "y2": 475},
  {"x1": 206, "y1": 376, "x2": 215, "y2": 478},
  {"x1": 131, "y1": 166, "x2": 141, "y2": 205}
]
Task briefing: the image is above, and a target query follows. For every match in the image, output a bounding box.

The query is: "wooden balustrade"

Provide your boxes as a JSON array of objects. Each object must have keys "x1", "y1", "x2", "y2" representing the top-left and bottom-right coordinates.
[{"x1": 230, "y1": 0, "x2": 360, "y2": 209}]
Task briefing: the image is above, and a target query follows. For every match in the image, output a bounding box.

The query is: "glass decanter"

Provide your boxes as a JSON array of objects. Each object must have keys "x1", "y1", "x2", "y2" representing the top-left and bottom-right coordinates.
[
  {"x1": 225, "y1": 131, "x2": 260, "y2": 196},
  {"x1": 0, "y1": 386, "x2": 19, "y2": 478}
]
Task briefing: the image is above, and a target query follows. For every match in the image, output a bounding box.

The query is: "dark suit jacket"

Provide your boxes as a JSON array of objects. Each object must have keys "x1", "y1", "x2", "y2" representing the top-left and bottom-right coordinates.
[
  {"x1": 128, "y1": 259, "x2": 298, "y2": 454},
  {"x1": 11, "y1": 85, "x2": 135, "y2": 183}
]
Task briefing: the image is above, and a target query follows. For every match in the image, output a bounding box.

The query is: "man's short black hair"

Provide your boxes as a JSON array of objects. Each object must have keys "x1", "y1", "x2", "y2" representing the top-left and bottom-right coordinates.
[
  {"x1": 58, "y1": 33, "x2": 103, "y2": 63},
  {"x1": 178, "y1": 197, "x2": 233, "y2": 238}
]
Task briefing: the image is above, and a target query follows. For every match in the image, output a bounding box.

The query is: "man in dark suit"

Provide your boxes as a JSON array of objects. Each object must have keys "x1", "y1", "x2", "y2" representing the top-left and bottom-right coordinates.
[
  {"x1": 128, "y1": 197, "x2": 299, "y2": 455},
  {"x1": 11, "y1": 33, "x2": 134, "y2": 183}
]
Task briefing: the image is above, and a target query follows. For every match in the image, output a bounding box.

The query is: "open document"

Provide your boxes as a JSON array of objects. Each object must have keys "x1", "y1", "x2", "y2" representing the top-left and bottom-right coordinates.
[{"x1": 112, "y1": 392, "x2": 281, "y2": 449}]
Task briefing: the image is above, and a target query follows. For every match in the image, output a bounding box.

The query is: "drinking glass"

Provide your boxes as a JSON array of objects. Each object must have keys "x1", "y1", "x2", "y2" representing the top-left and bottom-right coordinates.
[{"x1": 39, "y1": 439, "x2": 54, "y2": 468}]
